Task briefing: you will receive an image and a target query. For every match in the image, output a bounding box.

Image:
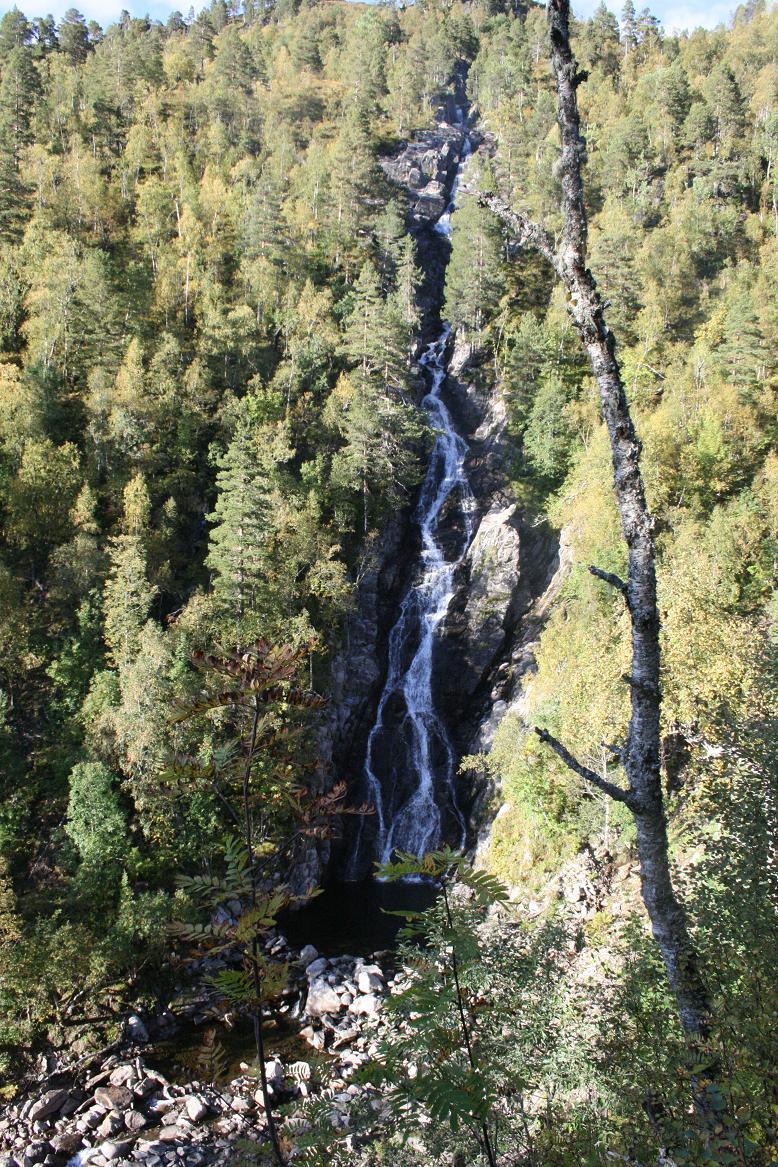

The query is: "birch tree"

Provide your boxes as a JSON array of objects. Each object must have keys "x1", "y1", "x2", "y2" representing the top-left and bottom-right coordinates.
[{"x1": 482, "y1": 0, "x2": 711, "y2": 1039}]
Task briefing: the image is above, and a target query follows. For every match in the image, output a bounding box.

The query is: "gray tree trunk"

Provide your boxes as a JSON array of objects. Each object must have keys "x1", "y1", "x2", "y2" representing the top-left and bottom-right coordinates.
[{"x1": 482, "y1": 0, "x2": 711, "y2": 1039}]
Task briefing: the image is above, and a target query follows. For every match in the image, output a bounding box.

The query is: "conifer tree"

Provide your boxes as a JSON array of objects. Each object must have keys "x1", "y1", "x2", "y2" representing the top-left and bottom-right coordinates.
[
  {"x1": 621, "y1": 0, "x2": 637, "y2": 54},
  {"x1": 0, "y1": 9, "x2": 32, "y2": 56},
  {"x1": 58, "y1": 8, "x2": 90, "y2": 66},
  {"x1": 327, "y1": 112, "x2": 379, "y2": 271},
  {"x1": 0, "y1": 44, "x2": 37, "y2": 237},
  {"x1": 585, "y1": 2, "x2": 620, "y2": 76},
  {"x1": 374, "y1": 199, "x2": 406, "y2": 290},
  {"x1": 708, "y1": 63, "x2": 747, "y2": 160},
  {"x1": 393, "y1": 234, "x2": 423, "y2": 336},
  {"x1": 342, "y1": 261, "x2": 412, "y2": 396},
  {"x1": 329, "y1": 370, "x2": 424, "y2": 533},
  {"x1": 103, "y1": 475, "x2": 156, "y2": 672},
  {"x1": 444, "y1": 197, "x2": 503, "y2": 340},
  {"x1": 206, "y1": 416, "x2": 271, "y2": 642}
]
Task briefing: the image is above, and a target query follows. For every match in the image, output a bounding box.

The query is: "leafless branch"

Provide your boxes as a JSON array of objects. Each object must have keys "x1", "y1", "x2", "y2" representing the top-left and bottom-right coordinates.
[
  {"x1": 533, "y1": 727, "x2": 642, "y2": 811},
  {"x1": 478, "y1": 193, "x2": 560, "y2": 274},
  {"x1": 589, "y1": 565, "x2": 628, "y2": 598}
]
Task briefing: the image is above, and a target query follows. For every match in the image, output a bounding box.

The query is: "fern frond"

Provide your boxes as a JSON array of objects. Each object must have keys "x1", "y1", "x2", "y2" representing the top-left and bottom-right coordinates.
[
  {"x1": 207, "y1": 968, "x2": 253, "y2": 1004},
  {"x1": 458, "y1": 867, "x2": 511, "y2": 905}
]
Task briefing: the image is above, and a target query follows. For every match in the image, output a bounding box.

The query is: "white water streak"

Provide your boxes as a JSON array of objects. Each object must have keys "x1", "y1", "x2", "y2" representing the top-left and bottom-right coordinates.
[{"x1": 356, "y1": 122, "x2": 476, "y2": 867}]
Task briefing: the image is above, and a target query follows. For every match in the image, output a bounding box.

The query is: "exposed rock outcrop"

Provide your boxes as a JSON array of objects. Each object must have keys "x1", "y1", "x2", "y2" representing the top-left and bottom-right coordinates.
[{"x1": 380, "y1": 122, "x2": 466, "y2": 230}]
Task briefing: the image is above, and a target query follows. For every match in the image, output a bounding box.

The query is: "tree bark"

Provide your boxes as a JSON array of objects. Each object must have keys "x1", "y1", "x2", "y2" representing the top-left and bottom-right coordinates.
[{"x1": 482, "y1": 0, "x2": 711, "y2": 1039}]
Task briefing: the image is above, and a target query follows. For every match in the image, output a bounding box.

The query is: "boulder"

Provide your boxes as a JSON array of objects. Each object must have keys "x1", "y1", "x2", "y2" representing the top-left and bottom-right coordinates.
[
  {"x1": 304, "y1": 957, "x2": 328, "y2": 979},
  {"x1": 264, "y1": 1059, "x2": 284, "y2": 1089},
  {"x1": 132, "y1": 1077, "x2": 159, "y2": 1099},
  {"x1": 157, "y1": 1127, "x2": 184, "y2": 1143},
  {"x1": 97, "y1": 1112, "x2": 125, "y2": 1138},
  {"x1": 21, "y1": 1143, "x2": 50, "y2": 1167},
  {"x1": 94, "y1": 1086, "x2": 133, "y2": 1112},
  {"x1": 27, "y1": 1092, "x2": 69, "y2": 1123},
  {"x1": 50, "y1": 1131, "x2": 83, "y2": 1157},
  {"x1": 298, "y1": 944, "x2": 318, "y2": 966},
  {"x1": 356, "y1": 968, "x2": 384, "y2": 995},
  {"x1": 183, "y1": 1096, "x2": 209, "y2": 1124},
  {"x1": 349, "y1": 994, "x2": 380, "y2": 1017},
  {"x1": 81, "y1": 1105, "x2": 105, "y2": 1130},
  {"x1": 305, "y1": 979, "x2": 341, "y2": 1018},
  {"x1": 125, "y1": 1012, "x2": 148, "y2": 1050},
  {"x1": 229, "y1": 1097, "x2": 252, "y2": 1115},
  {"x1": 109, "y1": 1066, "x2": 135, "y2": 1087},
  {"x1": 299, "y1": 1025, "x2": 325, "y2": 1051},
  {"x1": 99, "y1": 1139, "x2": 135, "y2": 1162}
]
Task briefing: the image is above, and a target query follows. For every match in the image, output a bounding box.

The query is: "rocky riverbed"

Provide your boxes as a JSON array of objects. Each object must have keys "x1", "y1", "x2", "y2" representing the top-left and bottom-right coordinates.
[{"x1": 0, "y1": 943, "x2": 400, "y2": 1167}]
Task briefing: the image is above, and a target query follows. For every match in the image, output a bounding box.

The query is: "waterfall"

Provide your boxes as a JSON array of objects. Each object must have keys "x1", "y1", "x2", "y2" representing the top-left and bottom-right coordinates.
[{"x1": 351, "y1": 121, "x2": 475, "y2": 872}]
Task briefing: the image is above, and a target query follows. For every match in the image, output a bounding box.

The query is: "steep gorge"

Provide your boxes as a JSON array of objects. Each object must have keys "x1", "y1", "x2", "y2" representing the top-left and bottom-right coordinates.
[{"x1": 311, "y1": 98, "x2": 564, "y2": 887}]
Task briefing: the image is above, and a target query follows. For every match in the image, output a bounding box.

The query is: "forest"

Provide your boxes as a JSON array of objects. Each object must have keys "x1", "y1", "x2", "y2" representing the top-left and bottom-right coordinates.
[{"x1": 0, "y1": 0, "x2": 775, "y2": 1163}]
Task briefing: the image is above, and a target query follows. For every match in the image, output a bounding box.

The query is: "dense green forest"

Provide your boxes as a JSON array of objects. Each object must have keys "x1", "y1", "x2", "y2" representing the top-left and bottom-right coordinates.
[{"x1": 0, "y1": 0, "x2": 775, "y2": 1162}]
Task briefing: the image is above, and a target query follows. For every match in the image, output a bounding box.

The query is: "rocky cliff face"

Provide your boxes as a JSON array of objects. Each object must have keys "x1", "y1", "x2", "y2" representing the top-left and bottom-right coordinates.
[
  {"x1": 435, "y1": 338, "x2": 563, "y2": 760},
  {"x1": 301, "y1": 114, "x2": 563, "y2": 887}
]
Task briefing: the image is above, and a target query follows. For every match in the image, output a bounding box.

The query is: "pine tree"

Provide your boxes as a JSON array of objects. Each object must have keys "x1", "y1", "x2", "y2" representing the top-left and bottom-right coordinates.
[
  {"x1": 58, "y1": 9, "x2": 91, "y2": 66},
  {"x1": 243, "y1": 171, "x2": 286, "y2": 268},
  {"x1": 393, "y1": 234, "x2": 423, "y2": 337},
  {"x1": 585, "y1": 2, "x2": 620, "y2": 77},
  {"x1": 329, "y1": 370, "x2": 424, "y2": 533},
  {"x1": 620, "y1": 0, "x2": 637, "y2": 54},
  {"x1": 342, "y1": 262, "x2": 412, "y2": 397},
  {"x1": 374, "y1": 199, "x2": 406, "y2": 290},
  {"x1": 326, "y1": 112, "x2": 379, "y2": 271},
  {"x1": 709, "y1": 63, "x2": 746, "y2": 160},
  {"x1": 443, "y1": 198, "x2": 503, "y2": 340},
  {"x1": 0, "y1": 45, "x2": 38, "y2": 237},
  {"x1": 717, "y1": 283, "x2": 770, "y2": 395},
  {"x1": 636, "y1": 6, "x2": 661, "y2": 46},
  {"x1": 206, "y1": 417, "x2": 271, "y2": 641},
  {"x1": 0, "y1": 9, "x2": 32, "y2": 57}
]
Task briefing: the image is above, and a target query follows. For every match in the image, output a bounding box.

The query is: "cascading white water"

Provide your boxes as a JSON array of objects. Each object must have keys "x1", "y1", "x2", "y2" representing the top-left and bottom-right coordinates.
[{"x1": 352, "y1": 122, "x2": 476, "y2": 871}]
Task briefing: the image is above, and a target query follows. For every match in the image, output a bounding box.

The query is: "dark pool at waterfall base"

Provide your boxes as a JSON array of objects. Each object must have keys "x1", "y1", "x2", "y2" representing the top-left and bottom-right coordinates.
[
  {"x1": 146, "y1": 878, "x2": 437, "y2": 1083},
  {"x1": 279, "y1": 876, "x2": 438, "y2": 955}
]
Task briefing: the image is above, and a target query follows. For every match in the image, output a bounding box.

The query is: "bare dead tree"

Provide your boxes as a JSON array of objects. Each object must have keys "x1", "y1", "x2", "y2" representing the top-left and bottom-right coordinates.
[{"x1": 480, "y1": 0, "x2": 711, "y2": 1039}]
